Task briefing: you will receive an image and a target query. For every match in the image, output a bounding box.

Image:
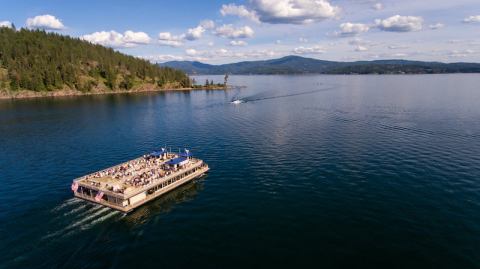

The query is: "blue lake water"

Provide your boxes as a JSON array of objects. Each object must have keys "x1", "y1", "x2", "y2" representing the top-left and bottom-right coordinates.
[{"x1": 1, "y1": 74, "x2": 480, "y2": 268}]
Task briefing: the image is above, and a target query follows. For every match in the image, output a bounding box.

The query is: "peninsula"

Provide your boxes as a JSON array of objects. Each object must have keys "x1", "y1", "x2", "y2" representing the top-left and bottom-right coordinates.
[{"x1": 0, "y1": 27, "x2": 225, "y2": 99}]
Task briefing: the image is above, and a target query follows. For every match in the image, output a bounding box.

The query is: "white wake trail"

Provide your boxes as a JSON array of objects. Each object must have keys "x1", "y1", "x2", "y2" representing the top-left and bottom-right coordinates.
[
  {"x1": 80, "y1": 210, "x2": 120, "y2": 230},
  {"x1": 52, "y1": 198, "x2": 82, "y2": 212}
]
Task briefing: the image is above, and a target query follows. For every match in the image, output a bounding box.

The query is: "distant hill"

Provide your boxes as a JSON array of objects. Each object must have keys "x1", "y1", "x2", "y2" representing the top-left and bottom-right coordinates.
[
  {"x1": 0, "y1": 27, "x2": 190, "y2": 95},
  {"x1": 160, "y1": 55, "x2": 480, "y2": 75}
]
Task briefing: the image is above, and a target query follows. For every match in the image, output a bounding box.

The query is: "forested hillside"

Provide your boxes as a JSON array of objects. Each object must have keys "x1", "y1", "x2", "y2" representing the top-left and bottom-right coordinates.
[
  {"x1": 161, "y1": 55, "x2": 480, "y2": 75},
  {"x1": 0, "y1": 27, "x2": 190, "y2": 93}
]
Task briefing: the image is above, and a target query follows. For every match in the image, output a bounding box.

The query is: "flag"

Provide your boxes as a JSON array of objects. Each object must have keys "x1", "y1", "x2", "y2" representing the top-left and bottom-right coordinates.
[
  {"x1": 71, "y1": 181, "x2": 79, "y2": 192},
  {"x1": 95, "y1": 191, "x2": 104, "y2": 202}
]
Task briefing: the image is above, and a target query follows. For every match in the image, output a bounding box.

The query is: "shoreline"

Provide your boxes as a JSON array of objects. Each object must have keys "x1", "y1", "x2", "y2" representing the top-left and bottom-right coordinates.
[{"x1": 0, "y1": 86, "x2": 228, "y2": 100}]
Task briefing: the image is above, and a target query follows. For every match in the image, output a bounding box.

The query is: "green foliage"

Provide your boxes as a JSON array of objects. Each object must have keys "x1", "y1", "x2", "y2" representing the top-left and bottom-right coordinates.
[
  {"x1": 119, "y1": 75, "x2": 134, "y2": 90},
  {"x1": 0, "y1": 27, "x2": 190, "y2": 92}
]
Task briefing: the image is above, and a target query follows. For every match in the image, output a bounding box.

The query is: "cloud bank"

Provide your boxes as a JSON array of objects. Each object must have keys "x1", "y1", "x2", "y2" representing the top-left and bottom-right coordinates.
[
  {"x1": 214, "y1": 24, "x2": 254, "y2": 39},
  {"x1": 221, "y1": 0, "x2": 339, "y2": 24},
  {"x1": 82, "y1": 30, "x2": 151, "y2": 48},
  {"x1": 375, "y1": 15, "x2": 423, "y2": 32},
  {"x1": 463, "y1": 15, "x2": 480, "y2": 23},
  {"x1": 0, "y1": 21, "x2": 12, "y2": 28},
  {"x1": 26, "y1": 15, "x2": 65, "y2": 30},
  {"x1": 337, "y1": 23, "x2": 370, "y2": 36}
]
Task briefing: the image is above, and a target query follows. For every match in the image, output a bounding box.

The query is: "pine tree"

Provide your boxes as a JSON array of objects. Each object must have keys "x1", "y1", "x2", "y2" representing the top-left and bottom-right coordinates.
[
  {"x1": 224, "y1": 74, "x2": 229, "y2": 87},
  {"x1": 0, "y1": 27, "x2": 191, "y2": 92}
]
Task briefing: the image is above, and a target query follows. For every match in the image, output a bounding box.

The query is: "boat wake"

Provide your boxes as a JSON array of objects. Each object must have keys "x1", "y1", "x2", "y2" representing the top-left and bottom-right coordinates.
[
  {"x1": 51, "y1": 197, "x2": 82, "y2": 212},
  {"x1": 43, "y1": 202, "x2": 120, "y2": 241},
  {"x1": 231, "y1": 85, "x2": 337, "y2": 104}
]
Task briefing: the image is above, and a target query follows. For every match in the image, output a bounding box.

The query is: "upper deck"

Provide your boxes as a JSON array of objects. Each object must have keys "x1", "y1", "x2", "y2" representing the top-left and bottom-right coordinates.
[{"x1": 74, "y1": 151, "x2": 203, "y2": 199}]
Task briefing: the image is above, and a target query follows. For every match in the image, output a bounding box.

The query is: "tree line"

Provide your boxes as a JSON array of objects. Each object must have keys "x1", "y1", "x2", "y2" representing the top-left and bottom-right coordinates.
[{"x1": 0, "y1": 27, "x2": 191, "y2": 92}]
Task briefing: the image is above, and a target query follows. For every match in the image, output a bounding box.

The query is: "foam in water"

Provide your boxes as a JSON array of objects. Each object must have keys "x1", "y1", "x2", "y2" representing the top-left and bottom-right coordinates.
[
  {"x1": 65, "y1": 207, "x2": 111, "y2": 231},
  {"x1": 42, "y1": 207, "x2": 112, "y2": 240},
  {"x1": 80, "y1": 210, "x2": 120, "y2": 230},
  {"x1": 62, "y1": 203, "x2": 88, "y2": 217},
  {"x1": 51, "y1": 198, "x2": 82, "y2": 212}
]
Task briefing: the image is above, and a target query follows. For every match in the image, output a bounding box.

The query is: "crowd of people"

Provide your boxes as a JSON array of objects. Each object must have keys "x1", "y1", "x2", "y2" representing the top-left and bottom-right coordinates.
[{"x1": 83, "y1": 153, "x2": 182, "y2": 193}]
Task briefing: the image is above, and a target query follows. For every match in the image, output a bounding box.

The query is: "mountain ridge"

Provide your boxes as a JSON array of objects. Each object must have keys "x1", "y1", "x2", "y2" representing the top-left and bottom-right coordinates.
[{"x1": 160, "y1": 55, "x2": 480, "y2": 75}]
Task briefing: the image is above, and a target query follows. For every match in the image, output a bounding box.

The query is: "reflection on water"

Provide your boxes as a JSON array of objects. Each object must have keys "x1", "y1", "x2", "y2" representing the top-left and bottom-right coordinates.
[
  {"x1": 1, "y1": 74, "x2": 480, "y2": 268},
  {"x1": 124, "y1": 177, "x2": 206, "y2": 227}
]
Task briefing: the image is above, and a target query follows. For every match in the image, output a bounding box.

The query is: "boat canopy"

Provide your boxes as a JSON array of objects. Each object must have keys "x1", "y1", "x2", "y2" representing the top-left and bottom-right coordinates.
[
  {"x1": 149, "y1": 149, "x2": 167, "y2": 157},
  {"x1": 166, "y1": 157, "x2": 189, "y2": 166}
]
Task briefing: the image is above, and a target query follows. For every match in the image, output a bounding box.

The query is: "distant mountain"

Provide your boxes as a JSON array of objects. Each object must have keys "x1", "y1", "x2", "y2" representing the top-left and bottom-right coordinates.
[{"x1": 160, "y1": 55, "x2": 480, "y2": 75}]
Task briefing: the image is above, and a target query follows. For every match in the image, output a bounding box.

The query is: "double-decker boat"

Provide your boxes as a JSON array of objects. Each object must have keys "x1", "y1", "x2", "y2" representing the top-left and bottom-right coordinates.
[{"x1": 71, "y1": 149, "x2": 209, "y2": 212}]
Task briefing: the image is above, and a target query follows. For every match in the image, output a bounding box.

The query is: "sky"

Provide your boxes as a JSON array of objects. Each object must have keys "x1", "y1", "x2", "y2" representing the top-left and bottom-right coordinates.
[{"x1": 1, "y1": 0, "x2": 480, "y2": 64}]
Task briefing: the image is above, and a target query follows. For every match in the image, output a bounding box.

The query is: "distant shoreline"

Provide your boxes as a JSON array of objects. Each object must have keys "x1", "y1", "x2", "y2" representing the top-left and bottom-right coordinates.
[
  {"x1": 161, "y1": 55, "x2": 480, "y2": 75},
  {"x1": 0, "y1": 86, "x2": 228, "y2": 100}
]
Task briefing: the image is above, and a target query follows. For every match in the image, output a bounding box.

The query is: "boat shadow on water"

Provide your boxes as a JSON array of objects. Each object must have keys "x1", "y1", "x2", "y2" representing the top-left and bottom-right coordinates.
[
  {"x1": 40, "y1": 176, "x2": 206, "y2": 244},
  {"x1": 121, "y1": 176, "x2": 206, "y2": 227}
]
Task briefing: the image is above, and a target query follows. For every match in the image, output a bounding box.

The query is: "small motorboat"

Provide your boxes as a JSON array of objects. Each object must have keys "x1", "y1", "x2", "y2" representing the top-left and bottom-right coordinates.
[{"x1": 231, "y1": 99, "x2": 244, "y2": 104}]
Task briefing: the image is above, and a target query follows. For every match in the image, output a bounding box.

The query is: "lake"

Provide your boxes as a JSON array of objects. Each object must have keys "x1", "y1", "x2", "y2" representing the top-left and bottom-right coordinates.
[{"x1": 1, "y1": 74, "x2": 479, "y2": 268}]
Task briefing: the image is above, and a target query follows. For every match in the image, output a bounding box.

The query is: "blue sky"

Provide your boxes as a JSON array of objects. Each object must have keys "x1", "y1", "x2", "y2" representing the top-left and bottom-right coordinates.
[{"x1": 1, "y1": 0, "x2": 479, "y2": 64}]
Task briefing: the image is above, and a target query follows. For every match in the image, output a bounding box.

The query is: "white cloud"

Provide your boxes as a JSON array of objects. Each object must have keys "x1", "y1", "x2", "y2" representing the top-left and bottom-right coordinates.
[
  {"x1": 390, "y1": 53, "x2": 408, "y2": 58},
  {"x1": 158, "y1": 20, "x2": 214, "y2": 45},
  {"x1": 250, "y1": 0, "x2": 340, "y2": 24},
  {"x1": 337, "y1": 22, "x2": 370, "y2": 36},
  {"x1": 185, "y1": 48, "x2": 198, "y2": 56},
  {"x1": 463, "y1": 15, "x2": 480, "y2": 23},
  {"x1": 212, "y1": 49, "x2": 275, "y2": 59},
  {"x1": 221, "y1": 0, "x2": 339, "y2": 24},
  {"x1": 200, "y1": 20, "x2": 215, "y2": 29},
  {"x1": 185, "y1": 25, "x2": 205, "y2": 41},
  {"x1": 429, "y1": 23, "x2": 444, "y2": 30},
  {"x1": 26, "y1": 14, "x2": 65, "y2": 30},
  {"x1": 81, "y1": 30, "x2": 151, "y2": 48},
  {"x1": 214, "y1": 24, "x2": 254, "y2": 39},
  {"x1": 0, "y1": 21, "x2": 12, "y2": 28},
  {"x1": 372, "y1": 3, "x2": 383, "y2": 11},
  {"x1": 158, "y1": 32, "x2": 184, "y2": 47},
  {"x1": 448, "y1": 49, "x2": 475, "y2": 58},
  {"x1": 220, "y1": 4, "x2": 260, "y2": 22},
  {"x1": 375, "y1": 15, "x2": 423, "y2": 32},
  {"x1": 355, "y1": 45, "x2": 368, "y2": 52},
  {"x1": 293, "y1": 45, "x2": 325, "y2": 54},
  {"x1": 143, "y1": 54, "x2": 185, "y2": 62},
  {"x1": 216, "y1": 48, "x2": 229, "y2": 56},
  {"x1": 275, "y1": 40, "x2": 282, "y2": 44},
  {"x1": 148, "y1": 48, "x2": 276, "y2": 63},
  {"x1": 229, "y1": 40, "x2": 248, "y2": 46},
  {"x1": 123, "y1": 31, "x2": 151, "y2": 44}
]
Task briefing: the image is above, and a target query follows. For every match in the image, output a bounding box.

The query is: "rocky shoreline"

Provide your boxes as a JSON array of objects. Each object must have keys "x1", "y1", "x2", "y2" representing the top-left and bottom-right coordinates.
[{"x1": 0, "y1": 86, "x2": 228, "y2": 100}]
